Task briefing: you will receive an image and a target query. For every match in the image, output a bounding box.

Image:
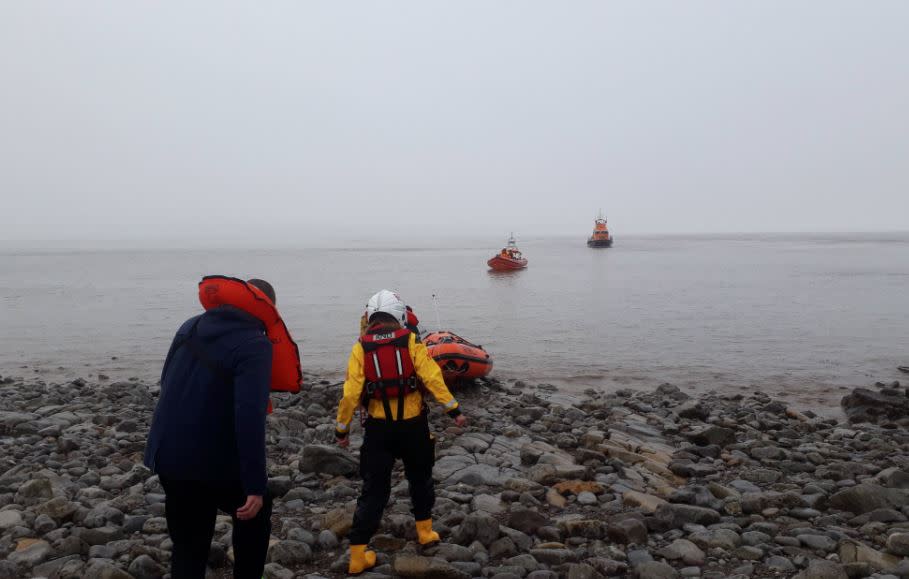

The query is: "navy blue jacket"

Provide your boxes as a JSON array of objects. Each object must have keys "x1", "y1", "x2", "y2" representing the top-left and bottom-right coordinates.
[{"x1": 144, "y1": 306, "x2": 273, "y2": 495}]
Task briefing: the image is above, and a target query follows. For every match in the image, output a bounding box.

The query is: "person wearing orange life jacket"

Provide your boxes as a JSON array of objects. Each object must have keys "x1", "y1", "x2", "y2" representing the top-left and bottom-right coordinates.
[
  {"x1": 336, "y1": 290, "x2": 467, "y2": 575},
  {"x1": 145, "y1": 276, "x2": 302, "y2": 579}
]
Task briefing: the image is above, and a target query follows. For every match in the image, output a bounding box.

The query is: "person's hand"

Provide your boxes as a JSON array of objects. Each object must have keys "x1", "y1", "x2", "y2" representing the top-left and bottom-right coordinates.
[
  {"x1": 337, "y1": 436, "x2": 350, "y2": 449},
  {"x1": 454, "y1": 414, "x2": 468, "y2": 428},
  {"x1": 236, "y1": 495, "x2": 263, "y2": 521}
]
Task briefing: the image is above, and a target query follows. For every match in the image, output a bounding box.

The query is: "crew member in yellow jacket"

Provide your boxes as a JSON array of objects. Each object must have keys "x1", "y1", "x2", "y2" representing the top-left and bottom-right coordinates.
[{"x1": 336, "y1": 290, "x2": 467, "y2": 575}]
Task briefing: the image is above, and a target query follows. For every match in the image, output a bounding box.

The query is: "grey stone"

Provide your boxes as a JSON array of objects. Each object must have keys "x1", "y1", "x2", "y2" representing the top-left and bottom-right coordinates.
[
  {"x1": 83, "y1": 560, "x2": 134, "y2": 579},
  {"x1": 887, "y1": 532, "x2": 909, "y2": 556},
  {"x1": 0, "y1": 510, "x2": 23, "y2": 531},
  {"x1": 635, "y1": 561, "x2": 680, "y2": 578},
  {"x1": 686, "y1": 426, "x2": 736, "y2": 447},
  {"x1": 653, "y1": 503, "x2": 721, "y2": 529},
  {"x1": 471, "y1": 493, "x2": 505, "y2": 514},
  {"x1": 627, "y1": 548, "x2": 654, "y2": 567},
  {"x1": 507, "y1": 508, "x2": 549, "y2": 535},
  {"x1": 740, "y1": 467, "x2": 782, "y2": 484},
  {"x1": 14, "y1": 478, "x2": 53, "y2": 505},
  {"x1": 8, "y1": 539, "x2": 52, "y2": 567},
  {"x1": 734, "y1": 546, "x2": 764, "y2": 560},
  {"x1": 32, "y1": 555, "x2": 82, "y2": 578},
  {"x1": 452, "y1": 512, "x2": 500, "y2": 546},
  {"x1": 299, "y1": 445, "x2": 358, "y2": 476},
  {"x1": 577, "y1": 491, "x2": 597, "y2": 505},
  {"x1": 79, "y1": 526, "x2": 125, "y2": 545},
  {"x1": 740, "y1": 531, "x2": 771, "y2": 546},
  {"x1": 431, "y1": 543, "x2": 474, "y2": 562},
  {"x1": 127, "y1": 554, "x2": 164, "y2": 579},
  {"x1": 829, "y1": 483, "x2": 908, "y2": 515},
  {"x1": 529, "y1": 548, "x2": 576, "y2": 565},
  {"x1": 317, "y1": 529, "x2": 338, "y2": 550},
  {"x1": 393, "y1": 554, "x2": 470, "y2": 579},
  {"x1": 676, "y1": 400, "x2": 709, "y2": 420},
  {"x1": 841, "y1": 387, "x2": 909, "y2": 425},
  {"x1": 766, "y1": 556, "x2": 795, "y2": 572},
  {"x1": 141, "y1": 516, "x2": 167, "y2": 534},
  {"x1": 558, "y1": 519, "x2": 606, "y2": 540},
  {"x1": 607, "y1": 516, "x2": 648, "y2": 545},
  {"x1": 34, "y1": 497, "x2": 77, "y2": 523},
  {"x1": 566, "y1": 563, "x2": 599, "y2": 579},
  {"x1": 447, "y1": 464, "x2": 507, "y2": 486},
  {"x1": 794, "y1": 559, "x2": 848, "y2": 579},
  {"x1": 659, "y1": 539, "x2": 705, "y2": 566},
  {"x1": 267, "y1": 476, "x2": 293, "y2": 498},
  {"x1": 488, "y1": 537, "x2": 518, "y2": 559},
  {"x1": 263, "y1": 563, "x2": 295, "y2": 579},
  {"x1": 797, "y1": 533, "x2": 837, "y2": 552},
  {"x1": 268, "y1": 540, "x2": 313, "y2": 565}
]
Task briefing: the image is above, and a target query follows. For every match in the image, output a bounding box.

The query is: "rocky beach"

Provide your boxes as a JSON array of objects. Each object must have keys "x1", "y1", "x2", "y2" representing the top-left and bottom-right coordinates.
[{"x1": 2, "y1": 373, "x2": 909, "y2": 579}]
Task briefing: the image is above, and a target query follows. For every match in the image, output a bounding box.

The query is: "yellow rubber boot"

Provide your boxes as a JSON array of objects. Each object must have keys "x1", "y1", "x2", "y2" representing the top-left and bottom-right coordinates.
[
  {"x1": 348, "y1": 544, "x2": 376, "y2": 575},
  {"x1": 415, "y1": 518, "x2": 440, "y2": 546}
]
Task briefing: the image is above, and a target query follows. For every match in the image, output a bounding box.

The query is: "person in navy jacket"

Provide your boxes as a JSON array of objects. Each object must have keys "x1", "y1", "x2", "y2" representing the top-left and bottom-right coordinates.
[{"x1": 144, "y1": 278, "x2": 275, "y2": 579}]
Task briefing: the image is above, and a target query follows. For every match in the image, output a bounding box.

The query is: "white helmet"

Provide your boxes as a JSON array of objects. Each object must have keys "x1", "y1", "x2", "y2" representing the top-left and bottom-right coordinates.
[{"x1": 365, "y1": 289, "x2": 407, "y2": 325}]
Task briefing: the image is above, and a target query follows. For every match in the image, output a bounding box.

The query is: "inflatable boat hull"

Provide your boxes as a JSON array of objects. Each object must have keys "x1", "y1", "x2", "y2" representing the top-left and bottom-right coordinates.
[{"x1": 424, "y1": 331, "x2": 493, "y2": 383}]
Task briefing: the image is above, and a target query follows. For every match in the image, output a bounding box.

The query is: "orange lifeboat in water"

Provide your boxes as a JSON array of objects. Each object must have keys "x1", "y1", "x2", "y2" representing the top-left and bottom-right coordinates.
[
  {"x1": 487, "y1": 233, "x2": 527, "y2": 270},
  {"x1": 424, "y1": 331, "x2": 493, "y2": 384},
  {"x1": 587, "y1": 211, "x2": 613, "y2": 248}
]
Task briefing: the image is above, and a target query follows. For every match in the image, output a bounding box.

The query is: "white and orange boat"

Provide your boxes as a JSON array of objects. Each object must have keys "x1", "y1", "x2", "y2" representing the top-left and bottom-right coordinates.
[
  {"x1": 587, "y1": 211, "x2": 613, "y2": 248},
  {"x1": 487, "y1": 233, "x2": 527, "y2": 270},
  {"x1": 423, "y1": 331, "x2": 493, "y2": 384}
]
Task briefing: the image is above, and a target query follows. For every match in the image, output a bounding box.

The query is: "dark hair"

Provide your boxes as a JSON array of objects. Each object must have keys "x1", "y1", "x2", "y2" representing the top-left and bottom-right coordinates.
[
  {"x1": 247, "y1": 279, "x2": 276, "y2": 304},
  {"x1": 368, "y1": 312, "x2": 400, "y2": 326}
]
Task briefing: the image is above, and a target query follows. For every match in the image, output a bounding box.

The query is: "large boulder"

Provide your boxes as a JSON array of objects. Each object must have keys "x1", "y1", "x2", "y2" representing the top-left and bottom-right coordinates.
[
  {"x1": 300, "y1": 445, "x2": 358, "y2": 476},
  {"x1": 828, "y1": 483, "x2": 908, "y2": 515},
  {"x1": 839, "y1": 540, "x2": 903, "y2": 573},
  {"x1": 841, "y1": 387, "x2": 909, "y2": 425}
]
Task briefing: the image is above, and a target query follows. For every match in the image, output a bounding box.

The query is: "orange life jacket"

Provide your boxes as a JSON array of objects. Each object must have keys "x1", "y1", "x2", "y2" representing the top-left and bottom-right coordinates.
[{"x1": 198, "y1": 276, "x2": 302, "y2": 410}]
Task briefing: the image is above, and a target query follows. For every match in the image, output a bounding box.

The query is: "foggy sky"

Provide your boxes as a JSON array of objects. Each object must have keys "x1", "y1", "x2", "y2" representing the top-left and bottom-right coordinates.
[{"x1": 1, "y1": 1, "x2": 908, "y2": 242}]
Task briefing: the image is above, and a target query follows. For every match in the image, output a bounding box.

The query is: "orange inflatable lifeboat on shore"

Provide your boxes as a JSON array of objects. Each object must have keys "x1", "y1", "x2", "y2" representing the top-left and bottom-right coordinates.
[
  {"x1": 487, "y1": 233, "x2": 527, "y2": 271},
  {"x1": 424, "y1": 331, "x2": 493, "y2": 384}
]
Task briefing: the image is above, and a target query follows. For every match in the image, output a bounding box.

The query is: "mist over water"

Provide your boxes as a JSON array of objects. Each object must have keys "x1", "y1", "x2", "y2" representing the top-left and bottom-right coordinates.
[{"x1": 1, "y1": 233, "x2": 907, "y2": 409}]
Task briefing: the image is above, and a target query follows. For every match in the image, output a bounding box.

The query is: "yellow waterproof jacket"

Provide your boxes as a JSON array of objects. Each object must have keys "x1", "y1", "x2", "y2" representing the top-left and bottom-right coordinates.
[{"x1": 335, "y1": 332, "x2": 459, "y2": 435}]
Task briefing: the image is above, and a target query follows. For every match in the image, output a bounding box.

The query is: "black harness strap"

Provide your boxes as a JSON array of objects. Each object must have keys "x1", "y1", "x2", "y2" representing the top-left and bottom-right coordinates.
[{"x1": 379, "y1": 384, "x2": 394, "y2": 423}]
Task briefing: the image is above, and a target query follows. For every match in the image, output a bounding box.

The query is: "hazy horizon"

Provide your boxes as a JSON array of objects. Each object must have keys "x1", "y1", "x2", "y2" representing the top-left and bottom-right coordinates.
[
  {"x1": 2, "y1": 230, "x2": 908, "y2": 254},
  {"x1": 2, "y1": 1, "x2": 908, "y2": 241}
]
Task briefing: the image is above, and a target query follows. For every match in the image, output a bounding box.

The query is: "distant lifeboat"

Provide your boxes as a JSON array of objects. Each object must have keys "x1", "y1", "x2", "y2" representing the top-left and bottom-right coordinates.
[
  {"x1": 488, "y1": 233, "x2": 528, "y2": 270},
  {"x1": 587, "y1": 211, "x2": 613, "y2": 248},
  {"x1": 424, "y1": 331, "x2": 493, "y2": 384}
]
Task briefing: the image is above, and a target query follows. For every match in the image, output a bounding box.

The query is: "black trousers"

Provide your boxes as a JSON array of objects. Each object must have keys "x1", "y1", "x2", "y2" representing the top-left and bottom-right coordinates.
[
  {"x1": 349, "y1": 414, "x2": 435, "y2": 545},
  {"x1": 159, "y1": 476, "x2": 272, "y2": 579}
]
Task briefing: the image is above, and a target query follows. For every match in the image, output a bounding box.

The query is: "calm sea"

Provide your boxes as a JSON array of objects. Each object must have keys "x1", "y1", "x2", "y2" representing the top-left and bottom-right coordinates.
[{"x1": 2, "y1": 234, "x2": 907, "y2": 409}]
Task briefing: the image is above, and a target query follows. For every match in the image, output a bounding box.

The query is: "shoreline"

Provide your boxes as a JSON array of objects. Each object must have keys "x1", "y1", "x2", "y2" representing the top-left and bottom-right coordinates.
[
  {"x1": 1, "y1": 372, "x2": 909, "y2": 577},
  {"x1": 3, "y1": 360, "x2": 898, "y2": 419}
]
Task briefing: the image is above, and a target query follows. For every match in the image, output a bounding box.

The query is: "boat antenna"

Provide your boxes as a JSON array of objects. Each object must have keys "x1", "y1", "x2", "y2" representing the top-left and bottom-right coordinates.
[{"x1": 431, "y1": 293, "x2": 443, "y2": 331}]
